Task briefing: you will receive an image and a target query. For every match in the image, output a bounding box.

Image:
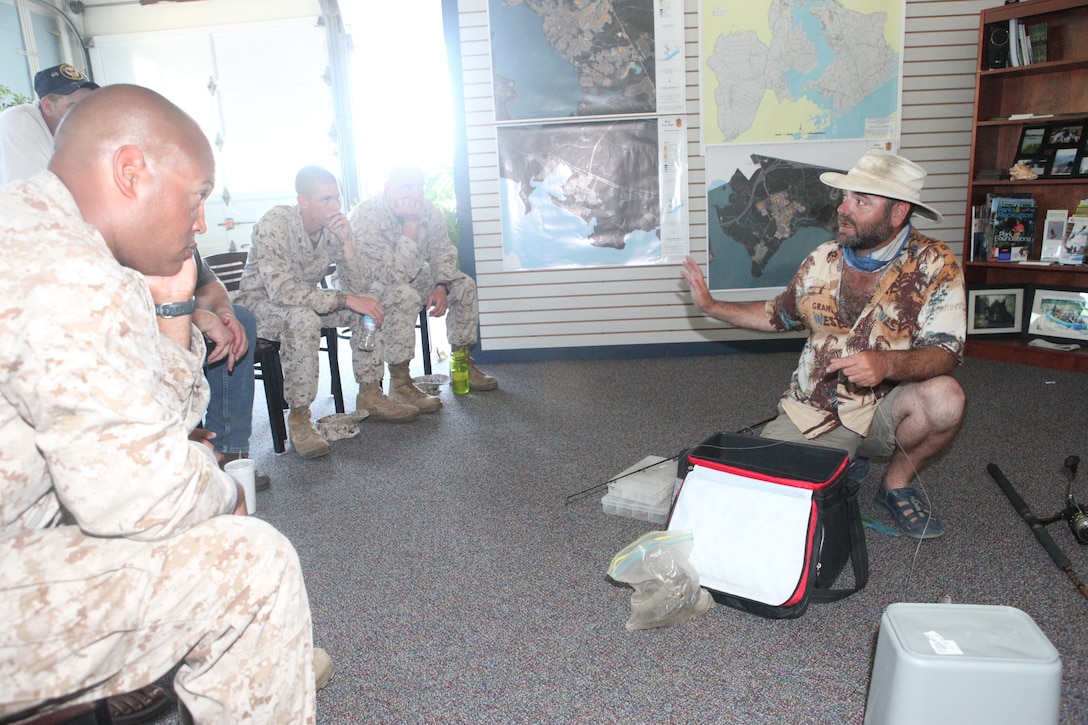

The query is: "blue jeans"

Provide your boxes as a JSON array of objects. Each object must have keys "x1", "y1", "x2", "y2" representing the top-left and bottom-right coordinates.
[{"x1": 204, "y1": 304, "x2": 256, "y2": 454}]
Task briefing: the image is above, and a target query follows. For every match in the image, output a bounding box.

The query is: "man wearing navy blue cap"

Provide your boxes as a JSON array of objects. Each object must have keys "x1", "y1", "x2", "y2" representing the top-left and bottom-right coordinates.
[{"x1": 0, "y1": 63, "x2": 99, "y2": 184}]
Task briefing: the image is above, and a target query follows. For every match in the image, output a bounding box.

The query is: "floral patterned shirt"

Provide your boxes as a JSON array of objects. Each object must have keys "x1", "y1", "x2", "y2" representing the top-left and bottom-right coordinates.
[{"x1": 766, "y1": 227, "x2": 966, "y2": 438}]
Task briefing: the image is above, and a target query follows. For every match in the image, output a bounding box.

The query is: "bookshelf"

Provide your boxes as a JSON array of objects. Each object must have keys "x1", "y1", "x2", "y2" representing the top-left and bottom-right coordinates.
[{"x1": 965, "y1": 0, "x2": 1088, "y2": 372}]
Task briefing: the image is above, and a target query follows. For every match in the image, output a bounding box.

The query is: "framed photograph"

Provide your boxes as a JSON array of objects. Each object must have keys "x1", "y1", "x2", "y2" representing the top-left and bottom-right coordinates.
[
  {"x1": 1014, "y1": 156, "x2": 1048, "y2": 177},
  {"x1": 1017, "y1": 126, "x2": 1046, "y2": 156},
  {"x1": 1045, "y1": 124, "x2": 1083, "y2": 146},
  {"x1": 1049, "y1": 147, "x2": 1079, "y2": 176},
  {"x1": 967, "y1": 286, "x2": 1026, "y2": 336},
  {"x1": 1025, "y1": 286, "x2": 1088, "y2": 343}
]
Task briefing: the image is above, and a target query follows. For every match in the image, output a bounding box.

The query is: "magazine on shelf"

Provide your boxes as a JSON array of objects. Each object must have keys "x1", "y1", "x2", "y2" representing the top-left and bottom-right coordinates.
[
  {"x1": 1061, "y1": 215, "x2": 1088, "y2": 266},
  {"x1": 1041, "y1": 209, "x2": 1068, "y2": 262},
  {"x1": 989, "y1": 198, "x2": 1037, "y2": 262}
]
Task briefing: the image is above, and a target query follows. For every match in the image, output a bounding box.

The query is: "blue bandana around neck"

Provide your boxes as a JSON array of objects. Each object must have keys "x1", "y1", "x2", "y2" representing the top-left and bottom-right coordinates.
[{"x1": 841, "y1": 225, "x2": 911, "y2": 272}]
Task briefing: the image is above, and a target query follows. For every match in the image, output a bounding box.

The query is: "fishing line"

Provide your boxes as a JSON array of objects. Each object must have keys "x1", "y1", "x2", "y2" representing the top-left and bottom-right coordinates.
[
  {"x1": 867, "y1": 384, "x2": 931, "y2": 593},
  {"x1": 564, "y1": 415, "x2": 777, "y2": 505}
]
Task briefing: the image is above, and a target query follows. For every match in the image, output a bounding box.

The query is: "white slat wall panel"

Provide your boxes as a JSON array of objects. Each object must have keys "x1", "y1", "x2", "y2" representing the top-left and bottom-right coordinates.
[{"x1": 457, "y1": 0, "x2": 997, "y2": 353}]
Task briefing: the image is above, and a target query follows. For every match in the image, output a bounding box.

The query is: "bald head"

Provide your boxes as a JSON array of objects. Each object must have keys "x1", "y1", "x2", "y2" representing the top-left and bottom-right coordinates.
[
  {"x1": 51, "y1": 84, "x2": 212, "y2": 180},
  {"x1": 384, "y1": 163, "x2": 425, "y2": 205},
  {"x1": 48, "y1": 84, "x2": 215, "y2": 276}
]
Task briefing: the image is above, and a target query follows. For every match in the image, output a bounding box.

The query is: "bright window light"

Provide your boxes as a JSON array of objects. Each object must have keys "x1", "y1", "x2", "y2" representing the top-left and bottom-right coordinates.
[{"x1": 342, "y1": 1, "x2": 455, "y2": 200}]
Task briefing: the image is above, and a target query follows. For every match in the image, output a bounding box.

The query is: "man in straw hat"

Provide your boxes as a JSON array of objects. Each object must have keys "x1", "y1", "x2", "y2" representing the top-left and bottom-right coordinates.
[{"x1": 680, "y1": 150, "x2": 966, "y2": 539}]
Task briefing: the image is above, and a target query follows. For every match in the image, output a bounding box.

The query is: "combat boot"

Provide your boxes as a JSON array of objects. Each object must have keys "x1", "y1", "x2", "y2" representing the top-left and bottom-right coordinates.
[
  {"x1": 458, "y1": 347, "x2": 498, "y2": 391},
  {"x1": 356, "y1": 382, "x2": 420, "y2": 423},
  {"x1": 388, "y1": 361, "x2": 442, "y2": 413},
  {"x1": 287, "y1": 407, "x2": 331, "y2": 459}
]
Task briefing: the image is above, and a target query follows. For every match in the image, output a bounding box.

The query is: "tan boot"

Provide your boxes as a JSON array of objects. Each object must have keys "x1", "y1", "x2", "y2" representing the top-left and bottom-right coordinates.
[
  {"x1": 356, "y1": 382, "x2": 420, "y2": 423},
  {"x1": 463, "y1": 351, "x2": 498, "y2": 391},
  {"x1": 314, "y1": 647, "x2": 334, "y2": 691},
  {"x1": 287, "y1": 407, "x2": 331, "y2": 459},
  {"x1": 388, "y1": 361, "x2": 442, "y2": 413}
]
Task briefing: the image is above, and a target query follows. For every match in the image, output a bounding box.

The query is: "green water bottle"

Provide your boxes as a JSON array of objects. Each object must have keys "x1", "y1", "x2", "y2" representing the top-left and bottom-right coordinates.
[{"x1": 451, "y1": 349, "x2": 470, "y2": 394}]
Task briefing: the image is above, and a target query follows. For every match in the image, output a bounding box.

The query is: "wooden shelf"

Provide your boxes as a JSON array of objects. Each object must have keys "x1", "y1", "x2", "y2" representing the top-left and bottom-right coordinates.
[
  {"x1": 966, "y1": 337, "x2": 1088, "y2": 372},
  {"x1": 965, "y1": 0, "x2": 1088, "y2": 373}
]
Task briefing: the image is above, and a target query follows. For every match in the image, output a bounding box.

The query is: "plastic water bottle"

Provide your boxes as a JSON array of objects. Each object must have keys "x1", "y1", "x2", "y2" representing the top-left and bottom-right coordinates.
[
  {"x1": 359, "y1": 314, "x2": 378, "y2": 352},
  {"x1": 451, "y1": 349, "x2": 469, "y2": 394}
]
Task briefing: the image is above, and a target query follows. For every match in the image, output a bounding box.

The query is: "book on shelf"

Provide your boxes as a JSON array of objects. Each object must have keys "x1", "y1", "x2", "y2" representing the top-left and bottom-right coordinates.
[
  {"x1": 1041, "y1": 209, "x2": 1069, "y2": 262},
  {"x1": 1027, "y1": 21, "x2": 1048, "y2": 64},
  {"x1": 1007, "y1": 19, "x2": 1020, "y2": 67},
  {"x1": 1018, "y1": 21, "x2": 1031, "y2": 67},
  {"x1": 970, "y1": 205, "x2": 987, "y2": 261},
  {"x1": 1060, "y1": 209, "x2": 1088, "y2": 266},
  {"x1": 988, "y1": 196, "x2": 1037, "y2": 262}
]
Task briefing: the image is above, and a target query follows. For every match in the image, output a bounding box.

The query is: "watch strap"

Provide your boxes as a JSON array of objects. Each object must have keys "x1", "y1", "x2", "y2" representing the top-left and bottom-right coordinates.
[{"x1": 155, "y1": 297, "x2": 197, "y2": 318}]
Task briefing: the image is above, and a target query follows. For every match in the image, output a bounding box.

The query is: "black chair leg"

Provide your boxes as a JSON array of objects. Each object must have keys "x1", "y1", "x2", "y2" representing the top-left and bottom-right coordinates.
[
  {"x1": 255, "y1": 342, "x2": 288, "y2": 455},
  {"x1": 418, "y1": 308, "x2": 433, "y2": 376},
  {"x1": 322, "y1": 327, "x2": 345, "y2": 414}
]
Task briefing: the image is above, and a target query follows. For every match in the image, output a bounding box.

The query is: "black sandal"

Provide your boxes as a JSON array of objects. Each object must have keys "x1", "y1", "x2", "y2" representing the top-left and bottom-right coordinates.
[{"x1": 876, "y1": 486, "x2": 944, "y2": 539}]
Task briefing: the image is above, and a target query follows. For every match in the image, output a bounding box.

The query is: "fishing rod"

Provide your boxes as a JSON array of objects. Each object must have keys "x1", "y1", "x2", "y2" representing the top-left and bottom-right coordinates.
[
  {"x1": 565, "y1": 415, "x2": 776, "y2": 505},
  {"x1": 988, "y1": 456, "x2": 1088, "y2": 602}
]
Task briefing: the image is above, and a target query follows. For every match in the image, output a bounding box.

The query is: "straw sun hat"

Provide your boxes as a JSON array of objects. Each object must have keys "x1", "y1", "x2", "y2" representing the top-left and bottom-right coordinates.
[{"x1": 819, "y1": 150, "x2": 943, "y2": 223}]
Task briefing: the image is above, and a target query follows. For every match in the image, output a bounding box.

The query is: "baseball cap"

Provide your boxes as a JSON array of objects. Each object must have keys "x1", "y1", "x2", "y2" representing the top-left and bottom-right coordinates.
[{"x1": 34, "y1": 63, "x2": 100, "y2": 98}]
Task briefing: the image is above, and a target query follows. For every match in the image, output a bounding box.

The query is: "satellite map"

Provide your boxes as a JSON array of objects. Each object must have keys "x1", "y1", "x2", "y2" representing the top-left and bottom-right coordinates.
[
  {"x1": 708, "y1": 154, "x2": 843, "y2": 288},
  {"x1": 701, "y1": 0, "x2": 901, "y2": 144},
  {"x1": 490, "y1": 0, "x2": 657, "y2": 120},
  {"x1": 498, "y1": 119, "x2": 662, "y2": 269}
]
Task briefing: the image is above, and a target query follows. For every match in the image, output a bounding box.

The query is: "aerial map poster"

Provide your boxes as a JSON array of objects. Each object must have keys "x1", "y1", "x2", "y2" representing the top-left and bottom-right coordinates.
[
  {"x1": 699, "y1": 0, "x2": 904, "y2": 146},
  {"x1": 704, "y1": 140, "x2": 877, "y2": 297},
  {"x1": 498, "y1": 117, "x2": 689, "y2": 271},
  {"x1": 489, "y1": 0, "x2": 686, "y2": 121}
]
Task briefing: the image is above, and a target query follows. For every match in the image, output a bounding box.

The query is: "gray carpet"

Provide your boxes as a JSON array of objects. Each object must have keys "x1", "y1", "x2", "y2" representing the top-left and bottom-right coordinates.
[{"x1": 146, "y1": 349, "x2": 1088, "y2": 724}]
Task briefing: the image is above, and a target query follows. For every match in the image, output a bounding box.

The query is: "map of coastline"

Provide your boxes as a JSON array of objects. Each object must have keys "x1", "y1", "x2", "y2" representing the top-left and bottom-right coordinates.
[
  {"x1": 498, "y1": 119, "x2": 662, "y2": 269},
  {"x1": 708, "y1": 154, "x2": 843, "y2": 288},
  {"x1": 491, "y1": 0, "x2": 657, "y2": 120},
  {"x1": 702, "y1": 0, "x2": 901, "y2": 144}
]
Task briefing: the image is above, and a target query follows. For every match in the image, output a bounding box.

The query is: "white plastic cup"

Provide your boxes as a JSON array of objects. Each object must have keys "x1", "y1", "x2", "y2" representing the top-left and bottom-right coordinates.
[{"x1": 224, "y1": 458, "x2": 256, "y2": 515}]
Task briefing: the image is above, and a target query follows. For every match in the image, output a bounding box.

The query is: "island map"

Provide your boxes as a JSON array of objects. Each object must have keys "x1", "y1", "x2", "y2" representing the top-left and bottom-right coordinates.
[
  {"x1": 490, "y1": 0, "x2": 657, "y2": 120},
  {"x1": 701, "y1": 0, "x2": 902, "y2": 145},
  {"x1": 707, "y1": 153, "x2": 845, "y2": 291},
  {"x1": 498, "y1": 119, "x2": 663, "y2": 270}
]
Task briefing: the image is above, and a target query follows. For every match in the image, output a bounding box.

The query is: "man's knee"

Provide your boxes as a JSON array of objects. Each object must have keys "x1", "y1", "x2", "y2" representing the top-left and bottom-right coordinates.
[{"x1": 900, "y1": 376, "x2": 965, "y2": 428}]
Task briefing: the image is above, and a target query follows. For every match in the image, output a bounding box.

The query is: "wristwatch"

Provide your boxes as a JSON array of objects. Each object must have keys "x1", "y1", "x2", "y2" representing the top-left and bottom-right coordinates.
[
  {"x1": 435, "y1": 281, "x2": 451, "y2": 295},
  {"x1": 154, "y1": 297, "x2": 197, "y2": 318}
]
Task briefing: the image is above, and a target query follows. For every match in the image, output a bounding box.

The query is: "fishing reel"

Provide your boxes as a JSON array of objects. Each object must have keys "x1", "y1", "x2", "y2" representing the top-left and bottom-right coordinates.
[{"x1": 1039, "y1": 455, "x2": 1088, "y2": 545}]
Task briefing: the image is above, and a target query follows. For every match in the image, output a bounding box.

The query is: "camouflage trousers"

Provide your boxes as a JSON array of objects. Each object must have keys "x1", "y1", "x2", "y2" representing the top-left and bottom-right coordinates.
[
  {"x1": 371, "y1": 268, "x2": 480, "y2": 372},
  {"x1": 240, "y1": 301, "x2": 380, "y2": 409},
  {"x1": 0, "y1": 516, "x2": 315, "y2": 724}
]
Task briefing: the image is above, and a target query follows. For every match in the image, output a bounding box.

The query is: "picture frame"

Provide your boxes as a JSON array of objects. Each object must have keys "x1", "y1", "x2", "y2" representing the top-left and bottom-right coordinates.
[
  {"x1": 1024, "y1": 286, "x2": 1088, "y2": 344},
  {"x1": 1020, "y1": 121, "x2": 1088, "y2": 178},
  {"x1": 1016, "y1": 126, "x2": 1046, "y2": 157},
  {"x1": 967, "y1": 286, "x2": 1026, "y2": 337}
]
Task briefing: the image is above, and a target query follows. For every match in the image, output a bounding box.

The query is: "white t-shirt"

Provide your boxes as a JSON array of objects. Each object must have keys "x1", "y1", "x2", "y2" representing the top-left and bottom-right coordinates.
[{"x1": 0, "y1": 102, "x2": 53, "y2": 184}]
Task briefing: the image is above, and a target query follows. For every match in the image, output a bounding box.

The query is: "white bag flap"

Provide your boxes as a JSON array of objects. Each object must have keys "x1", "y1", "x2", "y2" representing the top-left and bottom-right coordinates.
[{"x1": 669, "y1": 463, "x2": 814, "y2": 605}]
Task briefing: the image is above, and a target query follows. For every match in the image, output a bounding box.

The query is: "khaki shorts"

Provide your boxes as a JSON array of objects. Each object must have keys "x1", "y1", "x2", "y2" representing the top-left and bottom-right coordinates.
[{"x1": 759, "y1": 385, "x2": 903, "y2": 460}]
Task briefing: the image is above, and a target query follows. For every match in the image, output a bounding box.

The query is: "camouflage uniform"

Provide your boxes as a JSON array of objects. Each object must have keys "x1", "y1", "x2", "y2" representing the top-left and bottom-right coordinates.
[
  {"x1": 236, "y1": 205, "x2": 377, "y2": 406},
  {"x1": 0, "y1": 174, "x2": 315, "y2": 723},
  {"x1": 347, "y1": 194, "x2": 480, "y2": 369}
]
